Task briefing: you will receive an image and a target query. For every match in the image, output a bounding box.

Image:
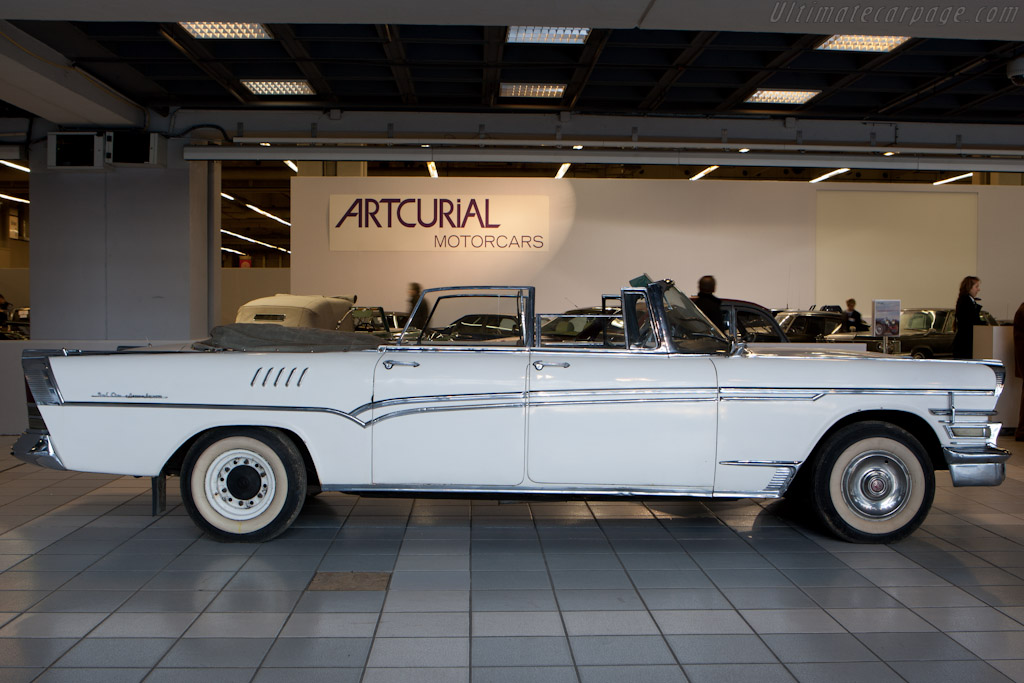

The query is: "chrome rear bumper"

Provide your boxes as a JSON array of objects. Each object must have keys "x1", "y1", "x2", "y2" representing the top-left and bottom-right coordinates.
[
  {"x1": 943, "y1": 445, "x2": 1011, "y2": 487},
  {"x1": 11, "y1": 430, "x2": 66, "y2": 471}
]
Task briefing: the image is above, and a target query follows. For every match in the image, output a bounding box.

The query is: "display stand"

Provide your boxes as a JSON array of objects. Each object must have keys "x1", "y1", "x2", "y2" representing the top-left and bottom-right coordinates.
[{"x1": 975, "y1": 326, "x2": 1020, "y2": 432}]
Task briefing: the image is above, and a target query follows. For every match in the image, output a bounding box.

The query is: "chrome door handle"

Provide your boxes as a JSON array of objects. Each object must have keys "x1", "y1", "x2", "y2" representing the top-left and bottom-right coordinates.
[
  {"x1": 383, "y1": 360, "x2": 421, "y2": 370},
  {"x1": 533, "y1": 360, "x2": 571, "y2": 371}
]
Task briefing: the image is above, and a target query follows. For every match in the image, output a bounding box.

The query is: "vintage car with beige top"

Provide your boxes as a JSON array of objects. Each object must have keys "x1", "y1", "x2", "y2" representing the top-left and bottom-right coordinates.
[{"x1": 14, "y1": 277, "x2": 1010, "y2": 543}]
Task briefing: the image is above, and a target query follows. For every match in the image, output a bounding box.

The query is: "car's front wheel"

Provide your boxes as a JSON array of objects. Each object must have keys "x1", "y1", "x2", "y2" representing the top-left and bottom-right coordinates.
[
  {"x1": 810, "y1": 421, "x2": 934, "y2": 543},
  {"x1": 181, "y1": 427, "x2": 307, "y2": 542}
]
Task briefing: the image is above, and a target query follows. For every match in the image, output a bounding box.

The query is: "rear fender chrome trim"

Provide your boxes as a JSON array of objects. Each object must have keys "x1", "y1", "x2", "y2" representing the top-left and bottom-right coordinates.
[{"x1": 11, "y1": 431, "x2": 66, "y2": 470}]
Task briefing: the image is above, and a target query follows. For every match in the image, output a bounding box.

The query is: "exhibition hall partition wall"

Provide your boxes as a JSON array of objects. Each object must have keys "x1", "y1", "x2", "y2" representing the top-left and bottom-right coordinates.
[{"x1": 291, "y1": 177, "x2": 1023, "y2": 321}]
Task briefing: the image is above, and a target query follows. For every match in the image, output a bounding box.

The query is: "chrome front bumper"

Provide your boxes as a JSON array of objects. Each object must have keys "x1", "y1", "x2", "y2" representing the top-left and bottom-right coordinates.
[
  {"x1": 11, "y1": 430, "x2": 66, "y2": 471},
  {"x1": 943, "y1": 445, "x2": 1011, "y2": 487}
]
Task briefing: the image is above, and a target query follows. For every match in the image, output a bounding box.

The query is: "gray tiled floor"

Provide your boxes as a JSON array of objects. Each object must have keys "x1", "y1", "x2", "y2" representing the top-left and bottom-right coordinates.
[{"x1": 1, "y1": 437, "x2": 1024, "y2": 682}]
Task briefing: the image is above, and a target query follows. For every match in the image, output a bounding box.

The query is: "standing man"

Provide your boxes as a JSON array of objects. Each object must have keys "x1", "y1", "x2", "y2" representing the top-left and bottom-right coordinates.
[
  {"x1": 694, "y1": 275, "x2": 726, "y2": 331},
  {"x1": 1014, "y1": 302, "x2": 1024, "y2": 441}
]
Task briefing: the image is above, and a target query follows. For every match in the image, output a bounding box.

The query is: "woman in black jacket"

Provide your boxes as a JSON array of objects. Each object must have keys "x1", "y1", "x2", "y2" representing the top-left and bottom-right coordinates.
[{"x1": 953, "y1": 276, "x2": 982, "y2": 359}]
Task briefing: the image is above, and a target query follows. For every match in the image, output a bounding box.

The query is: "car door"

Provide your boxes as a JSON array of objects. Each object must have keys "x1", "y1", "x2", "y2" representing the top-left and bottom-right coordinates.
[
  {"x1": 370, "y1": 288, "x2": 530, "y2": 486},
  {"x1": 527, "y1": 292, "x2": 718, "y2": 490}
]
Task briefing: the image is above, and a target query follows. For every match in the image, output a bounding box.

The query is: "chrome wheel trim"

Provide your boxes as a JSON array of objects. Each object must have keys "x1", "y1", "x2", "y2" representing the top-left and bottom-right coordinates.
[
  {"x1": 203, "y1": 448, "x2": 277, "y2": 521},
  {"x1": 841, "y1": 450, "x2": 911, "y2": 520}
]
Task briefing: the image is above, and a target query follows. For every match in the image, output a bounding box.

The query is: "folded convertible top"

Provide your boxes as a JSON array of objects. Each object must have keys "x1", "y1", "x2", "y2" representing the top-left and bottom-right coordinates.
[{"x1": 194, "y1": 323, "x2": 387, "y2": 352}]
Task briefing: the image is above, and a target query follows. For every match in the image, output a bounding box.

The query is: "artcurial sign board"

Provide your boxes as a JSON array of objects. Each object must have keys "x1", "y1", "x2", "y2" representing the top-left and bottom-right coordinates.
[{"x1": 329, "y1": 194, "x2": 549, "y2": 251}]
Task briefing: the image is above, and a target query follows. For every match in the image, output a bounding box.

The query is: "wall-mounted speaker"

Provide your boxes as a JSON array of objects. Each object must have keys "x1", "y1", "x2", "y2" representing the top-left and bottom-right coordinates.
[
  {"x1": 46, "y1": 132, "x2": 105, "y2": 169},
  {"x1": 105, "y1": 131, "x2": 166, "y2": 166}
]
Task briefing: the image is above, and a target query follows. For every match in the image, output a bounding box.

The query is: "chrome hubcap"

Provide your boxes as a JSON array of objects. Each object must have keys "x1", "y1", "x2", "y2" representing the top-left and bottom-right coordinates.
[
  {"x1": 204, "y1": 448, "x2": 276, "y2": 521},
  {"x1": 841, "y1": 451, "x2": 911, "y2": 519}
]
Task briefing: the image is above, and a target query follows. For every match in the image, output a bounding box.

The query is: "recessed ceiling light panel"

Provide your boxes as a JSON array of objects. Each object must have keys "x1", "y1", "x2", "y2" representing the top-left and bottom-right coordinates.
[
  {"x1": 241, "y1": 79, "x2": 316, "y2": 96},
  {"x1": 180, "y1": 22, "x2": 271, "y2": 39},
  {"x1": 745, "y1": 89, "x2": 821, "y2": 105},
  {"x1": 499, "y1": 83, "x2": 566, "y2": 98},
  {"x1": 817, "y1": 34, "x2": 910, "y2": 52},
  {"x1": 506, "y1": 27, "x2": 590, "y2": 44}
]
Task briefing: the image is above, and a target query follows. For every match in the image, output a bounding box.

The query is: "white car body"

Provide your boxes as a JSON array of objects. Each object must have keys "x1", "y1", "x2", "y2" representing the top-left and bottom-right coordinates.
[{"x1": 15, "y1": 280, "x2": 1010, "y2": 543}]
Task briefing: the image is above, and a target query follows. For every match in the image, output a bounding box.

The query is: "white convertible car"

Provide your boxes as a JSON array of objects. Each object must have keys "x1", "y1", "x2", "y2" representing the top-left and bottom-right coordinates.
[{"x1": 14, "y1": 277, "x2": 1010, "y2": 543}]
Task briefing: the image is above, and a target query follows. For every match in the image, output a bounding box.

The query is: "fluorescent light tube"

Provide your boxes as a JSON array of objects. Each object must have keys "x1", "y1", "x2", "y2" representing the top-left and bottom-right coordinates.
[
  {"x1": 817, "y1": 35, "x2": 910, "y2": 52},
  {"x1": 241, "y1": 80, "x2": 315, "y2": 96},
  {"x1": 427, "y1": 161, "x2": 438, "y2": 178},
  {"x1": 745, "y1": 89, "x2": 820, "y2": 105},
  {"x1": 499, "y1": 83, "x2": 566, "y2": 98},
  {"x1": 690, "y1": 165, "x2": 719, "y2": 181},
  {"x1": 0, "y1": 160, "x2": 30, "y2": 173},
  {"x1": 555, "y1": 163, "x2": 571, "y2": 179},
  {"x1": 506, "y1": 27, "x2": 590, "y2": 44},
  {"x1": 284, "y1": 160, "x2": 298, "y2": 172},
  {"x1": 180, "y1": 22, "x2": 271, "y2": 39},
  {"x1": 221, "y1": 229, "x2": 291, "y2": 254},
  {"x1": 0, "y1": 193, "x2": 29, "y2": 204},
  {"x1": 933, "y1": 172, "x2": 974, "y2": 186},
  {"x1": 245, "y1": 203, "x2": 291, "y2": 226},
  {"x1": 809, "y1": 168, "x2": 851, "y2": 183}
]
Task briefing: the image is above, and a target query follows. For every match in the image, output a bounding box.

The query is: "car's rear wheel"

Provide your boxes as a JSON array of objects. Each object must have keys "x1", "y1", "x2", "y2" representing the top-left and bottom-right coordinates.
[
  {"x1": 910, "y1": 348, "x2": 930, "y2": 359},
  {"x1": 181, "y1": 427, "x2": 307, "y2": 542},
  {"x1": 810, "y1": 421, "x2": 934, "y2": 543}
]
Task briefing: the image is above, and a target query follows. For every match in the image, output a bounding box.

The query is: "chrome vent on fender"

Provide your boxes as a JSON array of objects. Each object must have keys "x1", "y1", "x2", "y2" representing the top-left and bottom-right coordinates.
[
  {"x1": 988, "y1": 363, "x2": 1006, "y2": 398},
  {"x1": 250, "y1": 366, "x2": 309, "y2": 388},
  {"x1": 766, "y1": 466, "x2": 797, "y2": 493},
  {"x1": 23, "y1": 356, "x2": 63, "y2": 406}
]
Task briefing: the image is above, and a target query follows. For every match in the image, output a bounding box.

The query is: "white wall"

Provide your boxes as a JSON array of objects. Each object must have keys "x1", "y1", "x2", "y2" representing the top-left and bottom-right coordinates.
[
  {"x1": 293, "y1": 177, "x2": 818, "y2": 313},
  {"x1": 816, "y1": 190, "x2": 978, "y2": 310},
  {"x1": 291, "y1": 177, "x2": 1024, "y2": 319}
]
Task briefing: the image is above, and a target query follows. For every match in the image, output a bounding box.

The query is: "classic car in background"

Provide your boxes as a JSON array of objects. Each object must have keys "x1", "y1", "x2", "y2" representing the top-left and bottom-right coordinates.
[
  {"x1": 235, "y1": 293, "x2": 358, "y2": 331},
  {"x1": 717, "y1": 299, "x2": 788, "y2": 343},
  {"x1": 776, "y1": 310, "x2": 848, "y2": 343},
  {"x1": 826, "y1": 307, "x2": 998, "y2": 358},
  {"x1": 348, "y1": 306, "x2": 416, "y2": 341},
  {"x1": 15, "y1": 278, "x2": 1009, "y2": 544}
]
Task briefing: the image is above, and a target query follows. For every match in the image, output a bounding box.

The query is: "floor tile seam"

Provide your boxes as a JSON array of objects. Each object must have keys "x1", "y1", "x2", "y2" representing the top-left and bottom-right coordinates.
[
  {"x1": 353, "y1": 496, "x2": 410, "y2": 683},
  {"x1": 536, "y1": 502, "x2": 586, "y2": 681},
  {"x1": 134, "y1": 532, "x2": 255, "y2": 674},
  {"x1": 847, "y1": 629, "x2": 985, "y2": 663},
  {"x1": 602, "y1": 500, "x2": 734, "y2": 673}
]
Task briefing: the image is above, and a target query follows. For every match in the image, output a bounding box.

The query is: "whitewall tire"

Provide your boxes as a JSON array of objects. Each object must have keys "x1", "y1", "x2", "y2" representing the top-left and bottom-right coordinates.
[
  {"x1": 181, "y1": 428, "x2": 307, "y2": 542},
  {"x1": 810, "y1": 421, "x2": 934, "y2": 543}
]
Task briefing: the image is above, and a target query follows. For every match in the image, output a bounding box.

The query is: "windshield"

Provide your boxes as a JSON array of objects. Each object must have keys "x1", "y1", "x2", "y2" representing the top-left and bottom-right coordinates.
[{"x1": 660, "y1": 283, "x2": 730, "y2": 353}]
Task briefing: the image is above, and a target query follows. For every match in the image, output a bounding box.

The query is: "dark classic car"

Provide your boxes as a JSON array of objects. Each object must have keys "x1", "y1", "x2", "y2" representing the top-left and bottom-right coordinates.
[
  {"x1": 825, "y1": 307, "x2": 998, "y2": 358},
  {"x1": 717, "y1": 299, "x2": 788, "y2": 343},
  {"x1": 775, "y1": 310, "x2": 848, "y2": 343}
]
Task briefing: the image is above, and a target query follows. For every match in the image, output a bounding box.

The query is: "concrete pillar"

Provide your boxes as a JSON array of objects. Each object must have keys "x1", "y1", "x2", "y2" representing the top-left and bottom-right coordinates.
[{"x1": 29, "y1": 137, "x2": 212, "y2": 339}]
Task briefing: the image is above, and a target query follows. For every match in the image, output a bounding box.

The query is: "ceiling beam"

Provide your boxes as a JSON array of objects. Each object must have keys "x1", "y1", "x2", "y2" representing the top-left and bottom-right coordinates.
[
  {"x1": 158, "y1": 23, "x2": 253, "y2": 105},
  {"x1": 376, "y1": 24, "x2": 417, "y2": 105},
  {"x1": 873, "y1": 41, "x2": 1021, "y2": 117},
  {"x1": 266, "y1": 24, "x2": 333, "y2": 100},
  {"x1": 563, "y1": 29, "x2": 612, "y2": 110},
  {"x1": 0, "y1": 20, "x2": 145, "y2": 126},
  {"x1": 715, "y1": 34, "x2": 826, "y2": 112},
  {"x1": 639, "y1": 31, "x2": 718, "y2": 111},
  {"x1": 482, "y1": 27, "x2": 504, "y2": 107},
  {"x1": 793, "y1": 38, "x2": 924, "y2": 111}
]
